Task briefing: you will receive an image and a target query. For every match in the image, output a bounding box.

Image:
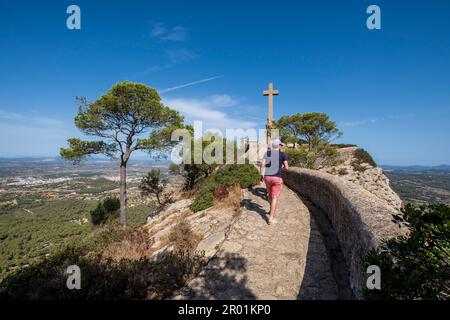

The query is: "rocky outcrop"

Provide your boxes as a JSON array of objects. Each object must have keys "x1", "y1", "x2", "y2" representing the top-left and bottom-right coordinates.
[
  {"x1": 142, "y1": 189, "x2": 242, "y2": 261},
  {"x1": 320, "y1": 147, "x2": 402, "y2": 210},
  {"x1": 282, "y1": 168, "x2": 405, "y2": 298}
]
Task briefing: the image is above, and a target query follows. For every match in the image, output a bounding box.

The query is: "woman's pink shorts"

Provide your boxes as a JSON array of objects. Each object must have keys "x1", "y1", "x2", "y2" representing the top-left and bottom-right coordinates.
[{"x1": 264, "y1": 176, "x2": 283, "y2": 198}]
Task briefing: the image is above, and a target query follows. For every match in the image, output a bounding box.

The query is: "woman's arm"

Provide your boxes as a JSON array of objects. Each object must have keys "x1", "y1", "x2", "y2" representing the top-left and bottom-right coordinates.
[{"x1": 283, "y1": 160, "x2": 289, "y2": 171}]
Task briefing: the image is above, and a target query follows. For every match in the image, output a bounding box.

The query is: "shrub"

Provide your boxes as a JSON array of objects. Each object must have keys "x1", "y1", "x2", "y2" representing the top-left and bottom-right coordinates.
[
  {"x1": 191, "y1": 188, "x2": 214, "y2": 212},
  {"x1": 354, "y1": 148, "x2": 377, "y2": 167},
  {"x1": 363, "y1": 203, "x2": 450, "y2": 300},
  {"x1": 284, "y1": 148, "x2": 308, "y2": 167},
  {"x1": 169, "y1": 163, "x2": 181, "y2": 175},
  {"x1": 102, "y1": 197, "x2": 120, "y2": 213},
  {"x1": 90, "y1": 197, "x2": 120, "y2": 225},
  {"x1": 284, "y1": 144, "x2": 339, "y2": 169},
  {"x1": 191, "y1": 164, "x2": 259, "y2": 212},
  {"x1": 169, "y1": 221, "x2": 201, "y2": 253},
  {"x1": 331, "y1": 143, "x2": 357, "y2": 148},
  {"x1": 139, "y1": 169, "x2": 168, "y2": 205}
]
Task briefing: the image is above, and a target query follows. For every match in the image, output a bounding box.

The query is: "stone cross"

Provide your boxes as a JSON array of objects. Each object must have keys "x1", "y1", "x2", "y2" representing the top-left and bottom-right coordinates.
[{"x1": 263, "y1": 82, "x2": 279, "y2": 143}]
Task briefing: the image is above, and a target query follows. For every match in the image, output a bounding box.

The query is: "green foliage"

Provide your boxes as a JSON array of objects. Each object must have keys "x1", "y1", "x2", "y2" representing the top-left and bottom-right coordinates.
[
  {"x1": 351, "y1": 148, "x2": 377, "y2": 172},
  {"x1": 364, "y1": 203, "x2": 450, "y2": 300},
  {"x1": 284, "y1": 144, "x2": 339, "y2": 169},
  {"x1": 0, "y1": 199, "x2": 96, "y2": 281},
  {"x1": 354, "y1": 148, "x2": 377, "y2": 167},
  {"x1": 191, "y1": 164, "x2": 260, "y2": 212},
  {"x1": 191, "y1": 188, "x2": 215, "y2": 213},
  {"x1": 169, "y1": 163, "x2": 182, "y2": 175},
  {"x1": 102, "y1": 197, "x2": 120, "y2": 213},
  {"x1": 139, "y1": 169, "x2": 168, "y2": 205},
  {"x1": 275, "y1": 112, "x2": 342, "y2": 151},
  {"x1": 60, "y1": 138, "x2": 116, "y2": 164},
  {"x1": 331, "y1": 143, "x2": 357, "y2": 148},
  {"x1": 67, "y1": 83, "x2": 184, "y2": 157},
  {"x1": 90, "y1": 197, "x2": 120, "y2": 225},
  {"x1": 180, "y1": 135, "x2": 237, "y2": 190}
]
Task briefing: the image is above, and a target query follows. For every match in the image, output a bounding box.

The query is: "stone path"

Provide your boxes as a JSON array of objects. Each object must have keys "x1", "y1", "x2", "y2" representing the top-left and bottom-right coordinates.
[{"x1": 173, "y1": 183, "x2": 350, "y2": 300}]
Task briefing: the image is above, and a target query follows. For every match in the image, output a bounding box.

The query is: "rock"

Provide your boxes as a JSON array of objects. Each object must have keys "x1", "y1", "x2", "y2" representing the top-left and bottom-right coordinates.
[
  {"x1": 318, "y1": 147, "x2": 402, "y2": 210},
  {"x1": 197, "y1": 231, "x2": 226, "y2": 258}
]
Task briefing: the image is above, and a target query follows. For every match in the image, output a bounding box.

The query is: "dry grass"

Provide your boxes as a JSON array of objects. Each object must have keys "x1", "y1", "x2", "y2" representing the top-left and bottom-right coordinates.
[
  {"x1": 169, "y1": 221, "x2": 202, "y2": 253},
  {"x1": 102, "y1": 229, "x2": 155, "y2": 261},
  {"x1": 214, "y1": 184, "x2": 242, "y2": 214}
]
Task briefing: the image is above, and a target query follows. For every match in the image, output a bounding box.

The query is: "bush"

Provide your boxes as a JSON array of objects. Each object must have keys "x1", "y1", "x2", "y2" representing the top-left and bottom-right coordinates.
[
  {"x1": 363, "y1": 203, "x2": 450, "y2": 300},
  {"x1": 284, "y1": 144, "x2": 339, "y2": 169},
  {"x1": 90, "y1": 197, "x2": 120, "y2": 225},
  {"x1": 331, "y1": 143, "x2": 357, "y2": 148},
  {"x1": 191, "y1": 164, "x2": 260, "y2": 212},
  {"x1": 353, "y1": 148, "x2": 377, "y2": 167},
  {"x1": 284, "y1": 148, "x2": 308, "y2": 167},
  {"x1": 102, "y1": 197, "x2": 120, "y2": 213},
  {"x1": 169, "y1": 221, "x2": 201, "y2": 253},
  {"x1": 139, "y1": 169, "x2": 168, "y2": 205},
  {"x1": 191, "y1": 188, "x2": 214, "y2": 213}
]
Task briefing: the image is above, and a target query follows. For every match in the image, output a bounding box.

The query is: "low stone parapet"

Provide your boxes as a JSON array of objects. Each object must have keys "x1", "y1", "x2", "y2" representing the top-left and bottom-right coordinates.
[{"x1": 283, "y1": 168, "x2": 403, "y2": 298}]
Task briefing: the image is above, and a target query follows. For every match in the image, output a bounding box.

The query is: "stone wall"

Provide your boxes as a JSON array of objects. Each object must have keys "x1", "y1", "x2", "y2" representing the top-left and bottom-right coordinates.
[{"x1": 282, "y1": 168, "x2": 403, "y2": 298}]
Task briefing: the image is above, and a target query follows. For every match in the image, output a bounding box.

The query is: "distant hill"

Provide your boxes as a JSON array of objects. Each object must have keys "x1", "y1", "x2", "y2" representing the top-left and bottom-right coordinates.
[{"x1": 381, "y1": 164, "x2": 450, "y2": 172}]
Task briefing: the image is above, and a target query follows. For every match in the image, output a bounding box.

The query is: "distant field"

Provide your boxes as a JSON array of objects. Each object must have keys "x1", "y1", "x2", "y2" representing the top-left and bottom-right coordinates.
[{"x1": 384, "y1": 170, "x2": 450, "y2": 205}]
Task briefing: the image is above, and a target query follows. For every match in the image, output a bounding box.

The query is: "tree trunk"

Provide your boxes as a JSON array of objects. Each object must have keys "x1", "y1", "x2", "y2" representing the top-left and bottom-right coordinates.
[
  {"x1": 119, "y1": 162, "x2": 127, "y2": 226},
  {"x1": 156, "y1": 193, "x2": 162, "y2": 205}
]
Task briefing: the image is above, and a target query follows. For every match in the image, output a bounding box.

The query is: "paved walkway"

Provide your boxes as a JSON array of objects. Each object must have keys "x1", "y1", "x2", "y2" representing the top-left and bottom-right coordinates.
[{"x1": 174, "y1": 183, "x2": 350, "y2": 300}]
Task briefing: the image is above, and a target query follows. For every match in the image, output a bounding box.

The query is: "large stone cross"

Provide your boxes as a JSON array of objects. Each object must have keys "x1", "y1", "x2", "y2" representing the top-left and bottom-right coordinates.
[
  {"x1": 263, "y1": 82, "x2": 279, "y2": 144},
  {"x1": 263, "y1": 82, "x2": 279, "y2": 129}
]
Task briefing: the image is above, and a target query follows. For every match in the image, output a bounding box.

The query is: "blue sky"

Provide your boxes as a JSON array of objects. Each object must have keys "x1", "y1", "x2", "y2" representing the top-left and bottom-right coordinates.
[{"x1": 0, "y1": 0, "x2": 449, "y2": 165}]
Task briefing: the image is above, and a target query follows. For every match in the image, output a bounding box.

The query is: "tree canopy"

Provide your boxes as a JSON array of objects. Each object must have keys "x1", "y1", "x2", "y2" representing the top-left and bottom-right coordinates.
[
  {"x1": 61, "y1": 82, "x2": 184, "y2": 163},
  {"x1": 275, "y1": 112, "x2": 341, "y2": 150}
]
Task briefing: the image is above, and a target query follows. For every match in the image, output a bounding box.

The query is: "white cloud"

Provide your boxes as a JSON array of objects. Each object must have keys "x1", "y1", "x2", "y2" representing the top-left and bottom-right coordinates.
[
  {"x1": 34, "y1": 117, "x2": 65, "y2": 127},
  {"x1": 0, "y1": 111, "x2": 76, "y2": 157},
  {"x1": 132, "y1": 49, "x2": 197, "y2": 78},
  {"x1": 209, "y1": 94, "x2": 239, "y2": 107},
  {"x1": 339, "y1": 118, "x2": 378, "y2": 127},
  {"x1": 150, "y1": 23, "x2": 188, "y2": 42},
  {"x1": 0, "y1": 110, "x2": 23, "y2": 120},
  {"x1": 339, "y1": 114, "x2": 417, "y2": 127},
  {"x1": 163, "y1": 96, "x2": 257, "y2": 134},
  {"x1": 166, "y1": 48, "x2": 197, "y2": 64}
]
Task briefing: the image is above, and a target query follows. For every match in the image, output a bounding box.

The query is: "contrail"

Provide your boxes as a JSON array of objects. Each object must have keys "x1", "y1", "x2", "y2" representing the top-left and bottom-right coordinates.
[{"x1": 160, "y1": 75, "x2": 223, "y2": 93}]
